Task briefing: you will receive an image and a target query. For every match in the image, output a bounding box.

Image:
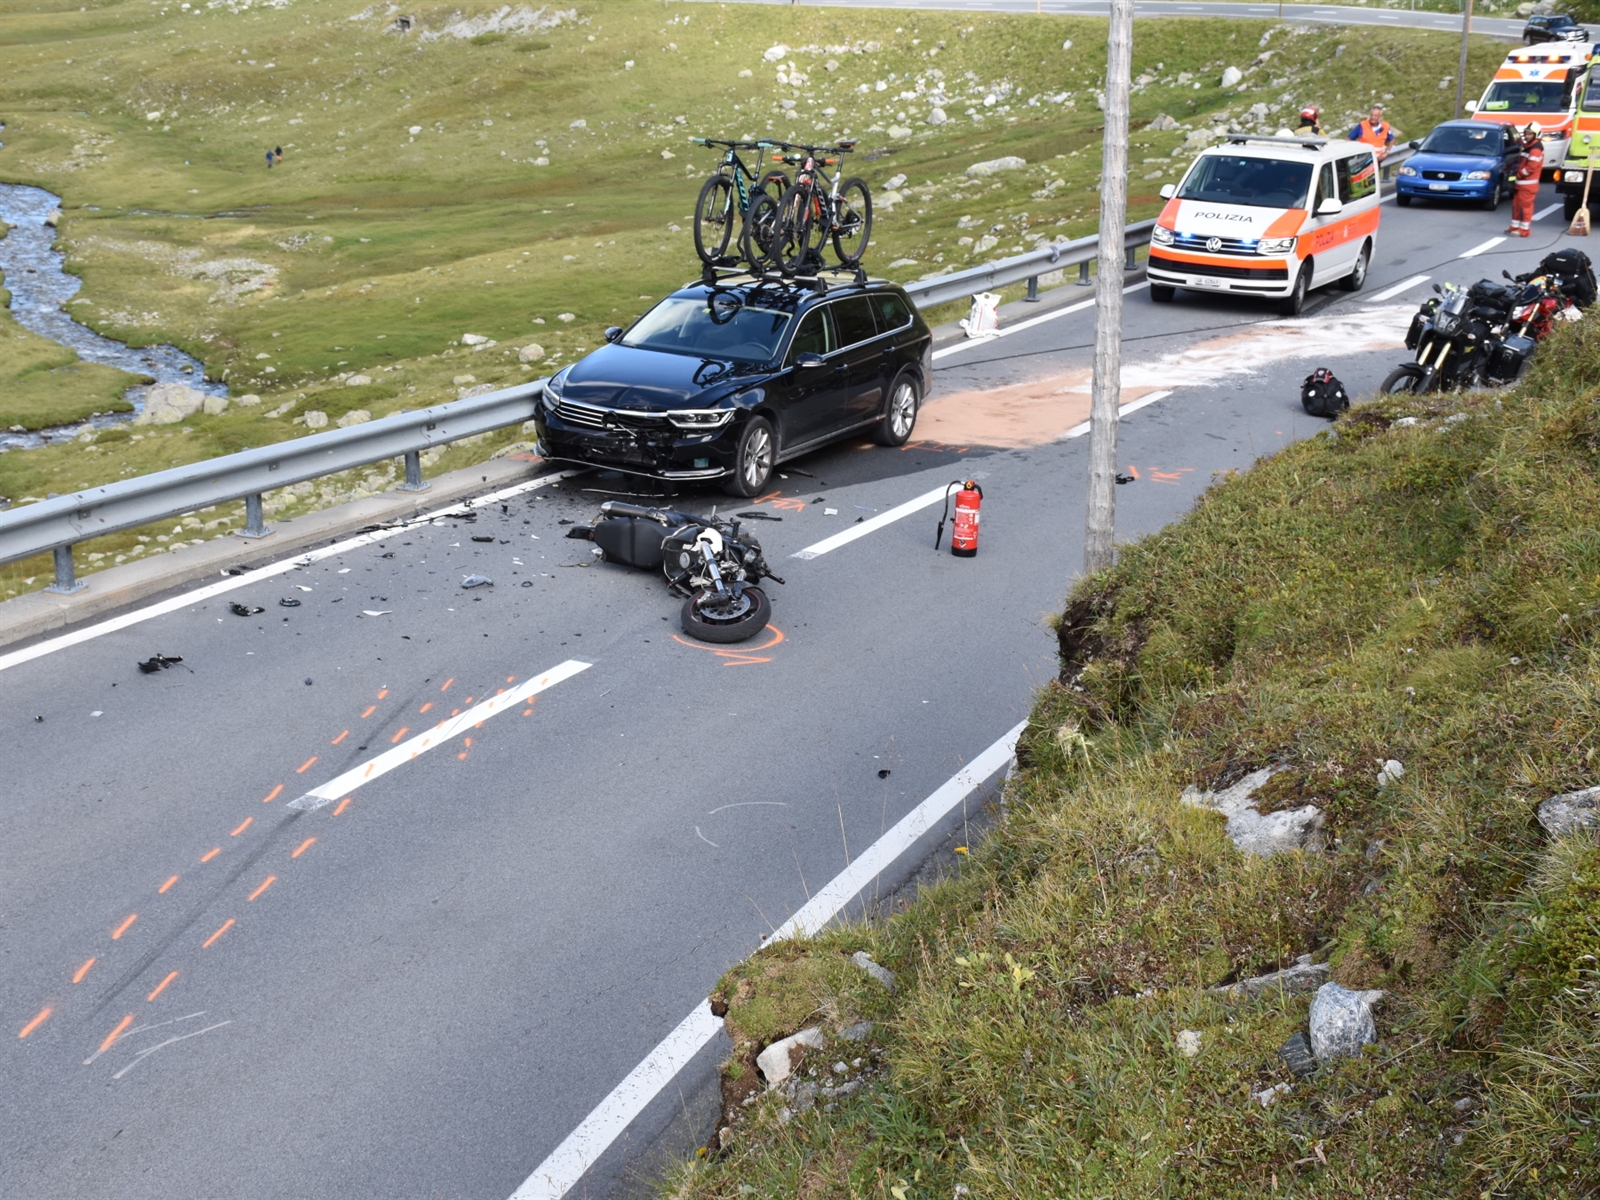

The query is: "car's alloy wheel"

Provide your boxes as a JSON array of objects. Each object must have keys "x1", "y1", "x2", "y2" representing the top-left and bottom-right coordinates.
[
  {"x1": 874, "y1": 375, "x2": 919, "y2": 446},
  {"x1": 725, "y1": 415, "x2": 775, "y2": 497}
]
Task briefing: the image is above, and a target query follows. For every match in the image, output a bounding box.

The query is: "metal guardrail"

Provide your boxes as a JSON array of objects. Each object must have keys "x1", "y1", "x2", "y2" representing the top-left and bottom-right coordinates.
[{"x1": 902, "y1": 219, "x2": 1160, "y2": 310}]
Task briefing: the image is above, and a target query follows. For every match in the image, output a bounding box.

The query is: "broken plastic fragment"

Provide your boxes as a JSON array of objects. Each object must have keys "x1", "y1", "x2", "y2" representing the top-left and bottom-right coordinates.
[
  {"x1": 461, "y1": 575, "x2": 493, "y2": 588},
  {"x1": 361, "y1": 610, "x2": 392, "y2": 617},
  {"x1": 228, "y1": 603, "x2": 265, "y2": 617},
  {"x1": 471, "y1": 535, "x2": 495, "y2": 543},
  {"x1": 136, "y1": 654, "x2": 184, "y2": 674},
  {"x1": 279, "y1": 598, "x2": 301, "y2": 608}
]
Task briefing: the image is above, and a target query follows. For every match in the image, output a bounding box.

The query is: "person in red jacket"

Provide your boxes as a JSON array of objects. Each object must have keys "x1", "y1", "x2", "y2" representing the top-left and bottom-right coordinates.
[{"x1": 1509, "y1": 123, "x2": 1545, "y2": 237}]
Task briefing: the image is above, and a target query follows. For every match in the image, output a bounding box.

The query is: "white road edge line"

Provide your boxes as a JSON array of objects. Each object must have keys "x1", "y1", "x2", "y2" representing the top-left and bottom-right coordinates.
[
  {"x1": 286, "y1": 659, "x2": 592, "y2": 810},
  {"x1": 1365, "y1": 273, "x2": 1430, "y2": 303},
  {"x1": 0, "y1": 469, "x2": 581, "y2": 675},
  {"x1": 1058, "y1": 389, "x2": 1174, "y2": 441},
  {"x1": 790, "y1": 483, "x2": 950, "y2": 560},
  {"x1": 1459, "y1": 236, "x2": 1506, "y2": 259},
  {"x1": 1533, "y1": 201, "x2": 1563, "y2": 221},
  {"x1": 931, "y1": 280, "x2": 1150, "y2": 362},
  {"x1": 507, "y1": 720, "x2": 1027, "y2": 1200}
]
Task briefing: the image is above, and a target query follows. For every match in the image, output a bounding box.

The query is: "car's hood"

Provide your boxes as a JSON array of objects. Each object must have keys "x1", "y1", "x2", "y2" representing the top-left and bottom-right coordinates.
[
  {"x1": 1411, "y1": 151, "x2": 1502, "y2": 171},
  {"x1": 556, "y1": 344, "x2": 771, "y2": 410},
  {"x1": 1157, "y1": 197, "x2": 1305, "y2": 239}
]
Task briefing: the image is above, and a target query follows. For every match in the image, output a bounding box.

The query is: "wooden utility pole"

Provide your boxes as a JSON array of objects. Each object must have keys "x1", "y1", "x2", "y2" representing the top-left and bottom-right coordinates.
[
  {"x1": 1084, "y1": 0, "x2": 1135, "y2": 575},
  {"x1": 1454, "y1": 0, "x2": 1474, "y2": 120}
]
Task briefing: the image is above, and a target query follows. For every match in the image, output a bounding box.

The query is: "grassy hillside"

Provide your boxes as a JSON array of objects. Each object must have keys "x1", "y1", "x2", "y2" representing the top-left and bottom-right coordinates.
[
  {"x1": 0, "y1": 0, "x2": 1508, "y2": 595},
  {"x1": 671, "y1": 321, "x2": 1600, "y2": 1198}
]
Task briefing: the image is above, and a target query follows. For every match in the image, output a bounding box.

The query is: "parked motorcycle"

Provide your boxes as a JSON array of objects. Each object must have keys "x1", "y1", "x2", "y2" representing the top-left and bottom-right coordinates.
[
  {"x1": 565, "y1": 501, "x2": 784, "y2": 642},
  {"x1": 1382, "y1": 279, "x2": 1527, "y2": 394}
]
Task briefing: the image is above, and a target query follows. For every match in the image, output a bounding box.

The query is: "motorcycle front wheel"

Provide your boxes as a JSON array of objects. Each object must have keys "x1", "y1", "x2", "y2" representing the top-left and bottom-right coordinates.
[
  {"x1": 681, "y1": 586, "x2": 771, "y2": 643},
  {"x1": 1380, "y1": 363, "x2": 1428, "y2": 394}
]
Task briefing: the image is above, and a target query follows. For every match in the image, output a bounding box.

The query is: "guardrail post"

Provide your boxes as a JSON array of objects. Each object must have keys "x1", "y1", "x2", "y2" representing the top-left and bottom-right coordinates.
[
  {"x1": 1125, "y1": 244, "x2": 1138, "y2": 270},
  {"x1": 238, "y1": 493, "x2": 273, "y2": 540},
  {"x1": 1024, "y1": 275, "x2": 1040, "y2": 303},
  {"x1": 45, "y1": 544, "x2": 87, "y2": 594},
  {"x1": 398, "y1": 450, "x2": 430, "y2": 493},
  {"x1": 1076, "y1": 261, "x2": 1092, "y2": 286}
]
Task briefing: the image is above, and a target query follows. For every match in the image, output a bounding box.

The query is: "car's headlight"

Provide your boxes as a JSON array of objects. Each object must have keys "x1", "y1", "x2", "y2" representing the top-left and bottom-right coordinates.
[
  {"x1": 1397, "y1": 165, "x2": 1418, "y2": 176},
  {"x1": 1259, "y1": 236, "x2": 1297, "y2": 255},
  {"x1": 1465, "y1": 170, "x2": 1493, "y2": 180},
  {"x1": 1151, "y1": 225, "x2": 1174, "y2": 245},
  {"x1": 667, "y1": 408, "x2": 735, "y2": 430},
  {"x1": 543, "y1": 368, "x2": 571, "y2": 407}
]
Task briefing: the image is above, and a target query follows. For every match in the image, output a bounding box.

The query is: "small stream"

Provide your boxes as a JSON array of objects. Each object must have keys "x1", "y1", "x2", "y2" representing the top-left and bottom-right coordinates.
[{"x1": 0, "y1": 178, "x2": 225, "y2": 453}]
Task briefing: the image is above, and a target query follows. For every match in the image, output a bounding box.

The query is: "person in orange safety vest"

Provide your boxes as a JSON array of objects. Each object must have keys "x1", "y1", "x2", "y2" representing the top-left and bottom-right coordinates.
[
  {"x1": 1509, "y1": 123, "x2": 1545, "y2": 237},
  {"x1": 1348, "y1": 104, "x2": 1395, "y2": 161}
]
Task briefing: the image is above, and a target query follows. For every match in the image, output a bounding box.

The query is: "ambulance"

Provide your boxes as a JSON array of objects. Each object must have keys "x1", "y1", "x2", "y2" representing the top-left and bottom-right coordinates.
[
  {"x1": 1148, "y1": 135, "x2": 1381, "y2": 317},
  {"x1": 1554, "y1": 57, "x2": 1600, "y2": 219},
  {"x1": 1468, "y1": 43, "x2": 1596, "y2": 174}
]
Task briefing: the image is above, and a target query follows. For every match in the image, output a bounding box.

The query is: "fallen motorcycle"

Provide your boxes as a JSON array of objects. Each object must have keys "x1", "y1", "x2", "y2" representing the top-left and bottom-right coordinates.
[
  {"x1": 1383, "y1": 279, "x2": 1523, "y2": 394},
  {"x1": 565, "y1": 501, "x2": 784, "y2": 642}
]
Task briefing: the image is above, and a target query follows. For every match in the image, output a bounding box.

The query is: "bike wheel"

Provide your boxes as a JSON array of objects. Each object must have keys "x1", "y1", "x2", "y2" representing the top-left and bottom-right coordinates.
[
  {"x1": 1380, "y1": 364, "x2": 1426, "y2": 394},
  {"x1": 681, "y1": 586, "x2": 771, "y2": 644},
  {"x1": 741, "y1": 192, "x2": 781, "y2": 269},
  {"x1": 693, "y1": 175, "x2": 737, "y2": 265},
  {"x1": 831, "y1": 177, "x2": 873, "y2": 265},
  {"x1": 777, "y1": 183, "x2": 827, "y2": 275}
]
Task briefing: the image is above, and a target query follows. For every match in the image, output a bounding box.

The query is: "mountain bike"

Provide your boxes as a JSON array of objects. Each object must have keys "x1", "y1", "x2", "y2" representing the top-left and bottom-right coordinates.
[
  {"x1": 747, "y1": 141, "x2": 872, "y2": 275},
  {"x1": 690, "y1": 138, "x2": 791, "y2": 266}
]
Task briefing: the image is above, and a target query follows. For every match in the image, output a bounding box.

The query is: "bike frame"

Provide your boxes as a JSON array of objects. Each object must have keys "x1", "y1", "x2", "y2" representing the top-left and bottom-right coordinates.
[{"x1": 695, "y1": 138, "x2": 768, "y2": 214}]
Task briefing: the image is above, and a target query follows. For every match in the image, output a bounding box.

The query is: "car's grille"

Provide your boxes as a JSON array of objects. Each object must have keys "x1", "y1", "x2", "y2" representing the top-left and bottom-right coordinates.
[
  {"x1": 552, "y1": 398, "x2": 668, "y2": 430},
  {"x1": 1169, "y1": 232, "x2": 1261, "y2": 254},
  {"x1": 1149, "y1": 252, "x2": 1289, "y2": 280},
  {"x1": 1422, "y1": 170, "x2": 1463, "y2": 181}
]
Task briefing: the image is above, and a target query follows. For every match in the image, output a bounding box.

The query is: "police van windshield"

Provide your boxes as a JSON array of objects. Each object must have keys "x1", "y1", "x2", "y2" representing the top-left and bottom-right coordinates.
[
  {"x1": 1480, "y1": 80, "x2": 1567, "y2": 112},
  {"x1": 622, "y1": 295, "x2": 794, "y2": 362},
  {"x1": 1176, "y1": 155, "x2": 1313, "y2": 208},
  {"x1": 1419, "y1": 126, "x2": 1503, "y2": 156}
]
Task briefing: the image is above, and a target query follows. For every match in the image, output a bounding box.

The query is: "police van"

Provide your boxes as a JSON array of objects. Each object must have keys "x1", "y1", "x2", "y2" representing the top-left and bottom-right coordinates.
[
  {"x1": 1468, "y1": 43, "x2": 1595, "y2": 173},
  {"x1": 1148, "y1": 135, "x2": 1381, "y2": 316}
]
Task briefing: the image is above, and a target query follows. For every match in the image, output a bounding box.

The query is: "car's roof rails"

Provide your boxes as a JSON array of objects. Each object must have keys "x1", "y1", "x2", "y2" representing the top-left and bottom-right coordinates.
[{"x1": 1223, "y1": 133, "x2": 1329, "y2": 151}]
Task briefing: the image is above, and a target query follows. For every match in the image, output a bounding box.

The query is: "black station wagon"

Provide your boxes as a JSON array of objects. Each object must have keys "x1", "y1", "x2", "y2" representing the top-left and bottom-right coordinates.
[{"x1": 532, "y1": 276, "x2": 933, "y2": 496}]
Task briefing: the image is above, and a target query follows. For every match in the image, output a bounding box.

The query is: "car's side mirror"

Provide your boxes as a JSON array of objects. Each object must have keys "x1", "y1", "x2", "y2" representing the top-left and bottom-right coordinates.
[
  {"x1": 794, "y1": 352, "x2": 827, "y2": 369},
  {"x1": 1158, "y1": 183, "x2": 1176, "y2": 199},
  {"x1": 1408, "y1": 140, "x2": 1421, "y2": 150},
  {"x1": 1465, "y1": 100, "x2": 1478, "y2": 113},
  {"x1": 1317, "y1": 197, "x2": 1344, "y2": 215},
  {"x1": 603, "y1": 326, "x2": 623, "y2": 343}
]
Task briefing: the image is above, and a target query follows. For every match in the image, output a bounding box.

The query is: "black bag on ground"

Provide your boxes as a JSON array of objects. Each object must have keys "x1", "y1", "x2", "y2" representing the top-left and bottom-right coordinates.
[
  {"x1": 1301, "y1": 368, "x2": 1350, "y2": 419},
  {"x1": 1536, "y1": 248, "x2": 1597, "y2": 308}
]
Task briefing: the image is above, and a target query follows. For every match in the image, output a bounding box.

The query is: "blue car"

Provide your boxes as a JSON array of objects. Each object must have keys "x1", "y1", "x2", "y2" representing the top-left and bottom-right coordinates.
[{"x1": 1394, "y1": 119, "x2": 1522, "y2": 209}]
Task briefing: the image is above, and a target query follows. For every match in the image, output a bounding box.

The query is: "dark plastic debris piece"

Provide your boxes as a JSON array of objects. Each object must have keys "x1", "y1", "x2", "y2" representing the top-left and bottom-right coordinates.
[
  {"x1": 877, "y1": 768, "x2": 891, "y2": 779},
  {"x1": 304, "y1": 677, "x2": 314, "y2": 686},
  {"x1": 228, "y1": 602, "x2": 264, "y2": 617},
  {"x1": 279, "y1": 598, "x2": 301, "y2": 608},
  {"x1": 471, "y1": 535, "x2": 495, "y2": 543},
  {"x1": 136, "y1": 654, "x2": 183, "y2": 674},
  {"x1": 461, "y1": 574, "x2": 493, "y2": 589},
  {"x1": 1278, "y1": 1031, "x2": 1317, "y2": 1078},
  {"x1": 736, "y1": 511, "x2": 783, "y2": 521},
  {"x1": 521, "y1": 580, "x2": 534, "y2": 588}
]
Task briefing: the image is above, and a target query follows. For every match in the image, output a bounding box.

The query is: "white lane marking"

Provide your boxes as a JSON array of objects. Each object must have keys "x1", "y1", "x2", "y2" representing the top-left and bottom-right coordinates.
[
  {"x1": 790, "y1": 483, "x2": 950, "y2": 560},
  {"x1": 1058, "y1": 389, "x2": 1174, "y2": 440},
  {"x1": 931, "y1": 280, "x2": 1150, "y2": 362},
  {"x1": 0, "y1": 470, "x2": 580, "y2": 675},
  {"x1": 286, "y1": 660, "x2": 591, "y2": 809},
  {"x1": 1365, "y1": 273, "x2": 1431, "y2": 303},
  {"x1": 506, "y1": 720, "x2": 1026, "y2": 1200},
  {"x1": 1533, "y1": 201, "x2": 1563, "y2": 221},
  {"x1": 1459, "y1": 236, "x2": 1506, "y2": 258}
]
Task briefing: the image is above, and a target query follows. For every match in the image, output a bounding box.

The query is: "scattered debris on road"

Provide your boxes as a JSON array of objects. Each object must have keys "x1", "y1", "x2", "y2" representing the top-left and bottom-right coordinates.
[
  {"x1": 461, "y1": 574, "x2": 493, "y2": 588},
  {"x1": 136, "y1": 654, "x2": 184, "y2": 674},
  {"x1": 228, "y1": 602, "x2": 264, "y2": 616},
  {"x1": 279, "y1": 598, "x2": 301, "y2": 608}
]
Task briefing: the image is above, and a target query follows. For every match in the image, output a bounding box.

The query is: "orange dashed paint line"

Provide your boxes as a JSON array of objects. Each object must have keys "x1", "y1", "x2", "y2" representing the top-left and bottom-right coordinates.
[
  {"x1": 377, "y1": 688, "x2": 389, "y2": 699},
  {"x1": 331, "y1": 730, "x2": 349, "y2": 745},
  {"x1": 202, "y1": 919, "x2": 235, "y2": 949},
  {"x1": 19, "y1": 1007, "x2": 52, "y2": 1039},
  {"x1": 506, "y1": 675, "x2": 516, "y2": 683},
  {"x1": 201, "y1": 847, "x2": 221, "y2": 863},
  {"x1": 231, "y1": 817, "x2": 253, "y2": 837},
  {"x1": 111, "y1": 913, "x2": 138, "y2": 940},
  {"x1": 419, "y1": 702, "x2": 433, "y2": 714},
  {"x1": 463, "y1": 697, "x2": 474, "y2": 704},
  {"x1": 296, "y1": 756, "x2": 318, "y2": 774},
  {"x1": 440, "y1": 678, "x2": 454, "y2": 692},
  {"x1": 360, "y1": 705, "x2": 377, "y2": 719},
  {"x1": 247, "y1": 876, "x2": 277, "y2": 902},
  {"x1": 159, "y1": 875, "x2": 179, "y2": 895},
  {"x1": 522, "y1": 708, "x2": 533, "y2": 716},
  {"x1": 292, "y1": 837, "x2": 317, "y2": 858},
  {"x1": 390, "y1": 727, "x2": 409, "y2": 744},
  {"x1": 333, "y1": 797, "x2": 352, "y2": 816},
  {"x1": 463, "y1": 737, "x2": 473, "y2": 748},
  {"x1": 98, "y1": 1014, "x2": 133, "y2": 1052},
  {"x1": 73, "y1": 958, "x2": 96, "y2": 984},
  {"x1": 261, "y1": 784, "x2": 284, "y2": 805},
  {"x1": 147, "y1": 971, "x2": 179, "y2": 1002},
  {"x1": 451, "y1": 708, "x2": 461, "y2": 717},
  {"x1": 457, "y1": 752, "x2": 468, "y2": 761}
]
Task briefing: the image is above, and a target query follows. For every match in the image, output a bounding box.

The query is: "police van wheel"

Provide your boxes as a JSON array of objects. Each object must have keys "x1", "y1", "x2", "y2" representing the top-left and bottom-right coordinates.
[
  {"x1": 1341, "y1": 241, "x2": 1371, "y2": 292},
  {"x1": 1279, "y1": 265, "x2": 1310, "y2": 317},
  {"x1": 1396, "y1": 194, "x2": 1412, "y2": 207},
  {"x1": 1149, "y1": 283, "x2": 1176, "y2": 303}
]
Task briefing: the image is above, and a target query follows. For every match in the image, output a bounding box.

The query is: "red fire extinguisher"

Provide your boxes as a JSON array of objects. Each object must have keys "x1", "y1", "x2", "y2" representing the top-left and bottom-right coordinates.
[{"x1": 935, "y1": 480, "x2": 983, "y2": 557}]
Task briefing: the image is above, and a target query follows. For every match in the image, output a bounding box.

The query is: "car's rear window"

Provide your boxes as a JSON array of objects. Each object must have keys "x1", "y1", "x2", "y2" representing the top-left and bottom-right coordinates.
[
  {"x1": 1420, "y1": 126, "x2": 1503, "y2": 156},
  {"x1": 1177, "y1": 155, "x2": 1313, "y2": 208},
  {"x1": 621, "y1": 295, "x2": 794, "y2": 362},
  {"x1": 1480, "y1": 80, "x2": 1567, "y2": 112}
]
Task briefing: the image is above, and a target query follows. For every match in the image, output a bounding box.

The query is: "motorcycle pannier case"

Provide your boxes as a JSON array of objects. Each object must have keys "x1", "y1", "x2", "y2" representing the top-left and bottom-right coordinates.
[
  {"x1": 1489, "y1": 334, "x2": 1537, "y2": 382},
  {"x1": 1406, "y1": 298, "x2": 1440, "y2": 351},
  {"x1": 592, "y1": 517, "x2": 668, "y2": 570}
]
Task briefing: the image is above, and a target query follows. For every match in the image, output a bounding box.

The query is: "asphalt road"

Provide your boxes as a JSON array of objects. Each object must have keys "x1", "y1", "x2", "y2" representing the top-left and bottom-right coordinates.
[{"x1": 0, "y1": 184, "x2": 1581, "y2": 1200}]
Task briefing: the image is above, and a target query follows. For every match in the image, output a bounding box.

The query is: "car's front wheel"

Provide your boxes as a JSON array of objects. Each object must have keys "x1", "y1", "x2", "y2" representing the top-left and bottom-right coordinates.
[
  {"x1": 1149, "y1": 282, "x2": 1176, "y2": 303},
  {"x1": 873, "y1": 373, "x2": 919, "y2": 446},
  {"x1": 1396, "y1": 193, "x2": 1412, "y2": 207},
  {"x1": 724, "y1": 415, "x2": 776, "y2": 497}
]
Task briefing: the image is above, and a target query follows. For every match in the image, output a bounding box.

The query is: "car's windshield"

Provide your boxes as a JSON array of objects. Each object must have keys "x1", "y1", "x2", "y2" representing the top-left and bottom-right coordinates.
[
  {"x1": 1177, "y1": 155, "x2": 1312, "y2": 208},
  {"x1": 621, "y1": 295, "x2": 794, "y2": 362},
  {"x1": 1479, "y1": 80, "x2": 1568, "y2": 112},
  {"x1": 1585, "y1": 70, "x2": 1600, "y2": 110},
  {"x1": 1419, "y1": 125, "x2": 1504, "y2": 156}
]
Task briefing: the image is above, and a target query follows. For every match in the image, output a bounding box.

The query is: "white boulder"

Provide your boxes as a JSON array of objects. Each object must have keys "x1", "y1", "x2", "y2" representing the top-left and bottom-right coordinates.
[
  {"x1": 966, "y1": 156, "x2": 1026, "y2": 178},
  {"x1": 762, "y1": 44, "x2": 789, "y2": 63},
  {"x1": 460, "y1": 333, "x2": 490, "y2": 346},
  {"x1": 1181, "y1": 768, "x2": 1326, "y2": 857},
  {"x1": 302, "y1": 410, "x2": 329, "y2": 429},
  {"x1": 518, "y1": 343, "x2": 545, "y2": 363},
  {"x1": 202, "y1": 395, "x2": 229, "y2": 416},
  {"x1": 1221, "y1": 66, "x2": 1243, "y2": 88},
  {"x1": 928, "y1": 107, "x2": 948, "y2": 126},
  {"x1": 756, "y1": 1026, "x2": 824, "y2": 1086},
  {"x1": 1308, "y1": 982, "x2": 1382, "y2": 1062},
  {"x1": 336, "y1": 409, "x2": 372, "y2": 428},
  {"x1": 1538, "y1": 784, "x2": 1600, "y2": 838},
  {"x1": 136, "y1": 382, "x2": 208, "y2": 426},
  {"x1": 345, "y1": 374, "x2": 373, "y2": 386}
]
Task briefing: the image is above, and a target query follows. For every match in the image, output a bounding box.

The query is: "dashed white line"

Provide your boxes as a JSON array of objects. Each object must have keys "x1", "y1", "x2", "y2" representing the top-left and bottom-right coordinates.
[
  {"x1": 506, "y1": 720, "x2": 1026, "y2": 1200},
  {"x1": 1058, "y1": 389, "x2": 1174, "y2": 440},
  {"x1": 1533, "y1": 201, "x2": 1563, "y2": 221},
  {"x1": 1459, "y1": 235, "x2": 1506, "y2": 258},
  {"x1": 1365, "y1": 273, "x2": 1431, "y2": 303}
]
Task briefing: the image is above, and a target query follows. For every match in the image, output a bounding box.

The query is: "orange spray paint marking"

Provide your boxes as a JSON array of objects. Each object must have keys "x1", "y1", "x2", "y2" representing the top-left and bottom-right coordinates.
[
  {"x1": 147, "y1": 971, "x2": 179, "y2": 1002},
  {"x1": 451, "y1": 708, "x2": 461, "y2": 717},
  {"x1": 463, "y1": 697, "x2": 474, "y2": 704},
  {"x1": 159, "y1": 875, "x2": 179, "y2": 895},
  {"x1": 231, "y1": 817, "x2": 253, "y2": 837},
  {"x1": 440, "y1": 678, "x2": 455, "y2": 692},
  {"x1": 111, "y1": 913, "x2": 138, "y2": 940},
  {"x1": 247, "y1": 876, "x2": 277, "y2": 902},
  {"x1": 506, "y1": 675, "x2": 516, "y2": 683},
  {"x1": 19, "y1": 1007, "x2": 53, "y2": 1039},
  {"x1": 419, "y1": 702, "x2": 433, "y2": 714},
  {"x1": 363, "y1": 764, "x2": 375, "y2": 778},
  {"x1": 202, "y1": 919, "x2": 235, "y2": 949},
  {"x1": 98, "y1": 1014, "x2": 133, "y2": 1052},
  {"x1": 292, "y1": 837, "x2": 317, "y2": 859},
  {"x1": 377, "y1": 688, "x2": 389, "y2": 699},
  {"x1": 261, "y1": 784, "x2": 284, "y2": 805},
  {"x1": 333, "y1": 797, "x2": 352, "y2": 816},
  {"x1": 201, "y1": 847, "x2": 221, "y2": 863},
  {"x1": 464, "y1": 737, "x2": 473, "y2": 748},
  {"x1": 331, "y1": 730, "x2": 349, "y2": 746},
  {"x1": 390, "y1": 727, "x2": 409, "y2": 743},
  {"x1": 523, "y1": 708, "x2": 533, "y2": 716},
  {"x1": 296, "y1": 756, "x2": 318, "y2": 774},
  {"x1": 73, "y1": 958, "x2": 96, "y2": 984},
  {"x1": 457, "y1": 752, "x2": 468, "y2": 761},
  {"x1": 360, "y1": 705, "x2": 377, "y2": 719}
]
